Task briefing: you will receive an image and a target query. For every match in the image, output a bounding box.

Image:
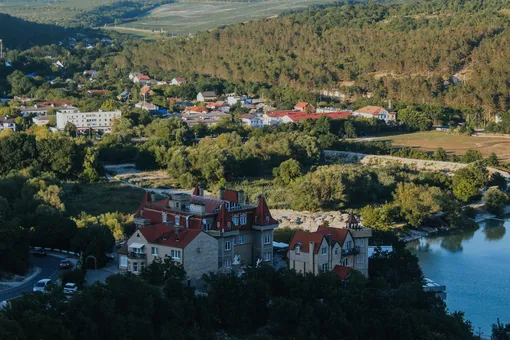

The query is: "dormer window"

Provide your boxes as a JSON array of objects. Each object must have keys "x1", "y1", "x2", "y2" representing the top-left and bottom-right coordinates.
[
  {"x1": 175, "y1": 202, "x2": 180, "y2": 208},
  {"x1": 265, "y1": 216, "x2": 270, "y2": 223},
  {"x1": 240, "y1": 214, "x2": 247, "y2": 225},
  {"x1": 296, "y1": 245, "x2": 300, "y2": 254},
  {"x1": 162, "y1": 213, "x2": 167, "y2": 223},
  {"x1": 232, "y1": 216, "x2": 239, "y2": 226}
]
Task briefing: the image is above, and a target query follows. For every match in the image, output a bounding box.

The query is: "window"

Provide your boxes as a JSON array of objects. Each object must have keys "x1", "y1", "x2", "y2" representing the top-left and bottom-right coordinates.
[
  {"x1": 334, "y1": 248, "x2": 339, "y2": 256},
  {"x1": 342, "y1": 258, "x2": 348, "y2": 266},
  {"x1": 265, "y1": 216, "x2": 270, "y2": 223},
  {"x1": 175, "y1": 215, "x2": 180, "y2": 226},
  {"x1": 321, "y1": 246, "x2": 327, "y2": 255},
  {"x1": 295, "y1": 245, "x2": 300, "y2": 254},
  {"x1": 233, "y1": 237, "x2": 237, "y2": 245},
  {"x1": 225, "y1": 241, "x2": 232, "y2": 251},
  {"x1": 119, "y1": 256, "x2": 127, "y2": 267},
  {"x1": 175, "y1": 202, "x2": 180, "y2": 208},
  {"x1": 264, "y1": 252, "x2": 271, "y2": 262},
  {"x1": 240, "y1": 215, "x2": 247, "y2": 225},
  {"x1": 320, "y1": 263, "x2": 328, "y2": 272},
  {"x1": 171, "y1": 250, "x2": 181, "y2": 260},
  {"x1": 162, "y1": 213, "x2": 167, "y2": 223},
  {"x1": 232, "y1": 217, "x2": 239, "y2": 226},
  {"x1": 239, "y1": 235, "x2": 245, "y2": 244},
  {"x1": 152, "y1": 247, "x2": 158, "y2": 256},
  {"x1": 224, "y1": 259, "x2": 232, "y2": 268},
  {"x1": 133, "y1": 262, "x2": 138, "y2": 272},
  {"x1": 264, "y1": 233, "x2": 271, "y2": 244},
  {"x1": 346, "y1": 241, "x2": 352, "y2": 249}
]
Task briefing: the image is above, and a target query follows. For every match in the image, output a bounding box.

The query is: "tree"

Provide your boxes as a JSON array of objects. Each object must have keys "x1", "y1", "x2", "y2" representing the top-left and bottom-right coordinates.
[
  {"x1": 100, "y1": 98, "x2": 117, "y2": 111},
  {"x1": 81, "y1": 148, "x2": 102, "y2": 183},
  {"x1": 360, "y1": 204, "x2": 398, "y2": 230},
  {"x1": 140, "y1": 257, "x2": 186, "y2": 286},
  {"x1": 487, "y1": 152, "x2": 500, "y2": 166},
  {"x1": 452, "y1": 163, "x2": 488, "y2": 202},
  {"x1": 491, "y1": 319, "x2": 510, "y2": 340},
  {"x1": 274, "y1": 159, "x2": 302, "y2": 185},
  {"x1": 460, "y1": 149, "x2": 483, "y2": 163},
  {"x1": 433, "y1": 147, "x2": 448, "y2": 161},
  {"x1": 396, "y1": 106, "x2": 432, "y2": 131},
  {"x1": 392, "y1": 182, "x2": 444, "y2": 227},
  {"x1": 484, "y1": 188, "x2": 507, "y2": 216},
  {"x1": 7, "y1": 70, "x2": 33, "y2": 96},
  {"x1": 343, "y1": 120, "x2": 357, "y2": 138}
]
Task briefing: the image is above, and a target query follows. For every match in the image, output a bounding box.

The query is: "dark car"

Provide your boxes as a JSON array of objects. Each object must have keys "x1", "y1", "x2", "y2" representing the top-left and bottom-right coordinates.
[
  {"x1": 59, "y1": 260, "x2": 72, "y2": 269},
  {"x1": 31, "y1": 248, "x2": 47, "y2": 257}
]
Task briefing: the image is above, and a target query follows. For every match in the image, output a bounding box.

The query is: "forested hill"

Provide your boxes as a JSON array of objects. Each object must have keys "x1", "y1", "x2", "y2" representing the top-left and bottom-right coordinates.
[
  {"x1": 0, "y1": 13, "x2": 75, "y2": 49},
  {"x1": 120, "y1": 0, "x2": 510, "y2": 117}
]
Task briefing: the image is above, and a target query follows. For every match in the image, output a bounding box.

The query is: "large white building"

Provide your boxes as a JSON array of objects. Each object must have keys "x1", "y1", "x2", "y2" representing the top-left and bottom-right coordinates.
[{"x1": 56, "y1": 109, "x2": 121, "y2": 131}]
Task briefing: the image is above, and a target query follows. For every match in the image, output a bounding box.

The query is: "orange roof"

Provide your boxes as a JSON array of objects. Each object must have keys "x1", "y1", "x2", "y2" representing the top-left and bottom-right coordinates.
[
  {"x1": 355, "y1": 106, "x2": 386, "y2": 115},
  {"x1": 185, "y1": 106, "x2": 207, "y2": 112},
  {"x1": 137, "y1": 75, "x2": 150, "y2": 80},
  {"x1": 138, "y1": 224, "x2": 201, "y2": 249},
  {"x1": 317, "y1": 226, "x2": 350, "y2": 246},
  {"x1": 289, "y1": 225, "x2": 351, "y2": 253},
  {"x1": 295, "y1": 102, "x2": 311, "y2": 109},
  {"x1": 332, "y1": 265, "x2": 352, "y2": 280},
  {"x1": 140, "y1": 86, "x2": 151, "y2": 95}
]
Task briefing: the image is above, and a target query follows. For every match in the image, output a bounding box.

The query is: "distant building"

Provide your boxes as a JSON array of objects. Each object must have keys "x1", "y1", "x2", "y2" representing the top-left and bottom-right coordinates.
[
  {"x1": 20, "y1": 104, "x2": 78, "y2": 117},
  {"x1": 240, "y1": 114, "x2": 264, "y2": 128},
  {"x1": 32, "y1": 115, "x2": 55, "y2": 126},
  {"x1": 288, "y1": 215, "x2": 371, "y2": 277},
  {"x1": 294, "y1": 102, "x2": 315, "y2": 113},
  {"x1": 197, "y1": 91, "x2": 218, "y2": 102},
  {"x1": 353, "y1": 106, "x2": 389, "y2": 122},
  {"x1": 83, "y1": 70, "x2": 97, "y2": 77},
  {"x1": 135, "y1": 102, "x2": 159, "y2": 112},
  {"x1": 133, "y1": 74, "x2": 150, "y2": 84},
  {"x1": 117, "y1": 91, "x2": 130, "y2": 102},
  {"x1": 184, "y1": 106, "x2": 208, "y2": 114},
  {"x1": 0, "y1": 116, "x2": 16, "y2": 132},
  {"x1": 56, "y1": 110, "x2": 121, "y2": 131},
  {"x1": 171, "y1": 77, "x2": 186, "y2": 86}
]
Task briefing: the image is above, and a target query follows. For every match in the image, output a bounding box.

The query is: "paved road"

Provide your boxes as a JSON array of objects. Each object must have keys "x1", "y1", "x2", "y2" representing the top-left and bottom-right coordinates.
[{"x1": 0, "y1": 255, "x2": 62, "y2": 301}]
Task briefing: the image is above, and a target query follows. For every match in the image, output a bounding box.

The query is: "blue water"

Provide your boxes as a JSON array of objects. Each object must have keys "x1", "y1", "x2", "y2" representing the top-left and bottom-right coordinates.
[{"x1": 408, "y1": 219, "x2": 510, "y2": 336}]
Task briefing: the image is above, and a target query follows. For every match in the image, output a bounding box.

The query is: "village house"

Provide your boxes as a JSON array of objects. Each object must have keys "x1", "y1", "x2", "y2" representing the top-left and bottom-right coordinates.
[
  {"x1": 294, "y1": 102, "x2": 315, "y2": 113},
  {"x1": 83, "y1": 70, "x2": 97, "y2": 77},
  {"x1": 135, "y1": 102, "x2": 160, "y2": 112},
  {"x1": 184, "y1": 106, "x2": 208, "y2": 114},
  {"x1": 197, "y1": 91, "x2": 218, "y2": 102},
  {"x1": 133, "y1": 75, "x2": 151, "y2": 84},
  {"x1": 139, "y1": 85, "x2": 154, "y2": 98},
  {"x1": 119, "y1": 188, "x2": 279, "y2": 275},
  {"x1": 288, "y1": 215, "x2": 372, "y2": 277},
  {"x1": 240, "y1": 114, "x2": 264, "y2": 128},
  {"x1": 19, "y1": 103, "x2": 78, "y2": 117},
  {"x1": 117, "y1": 91, "x2": 130, "y2": 102},
  {"x1": 353, "y1": 106, "x2": 390, "y2": 122},
  {"x1": 32, "y1": 115, "x2": 55, "y2": 126},
  {"x1": 171, "y1": 78, "x2": 186, "y2": 86},
  {"x1": 0, "y1": 116, "x2": 16, "y2": 132},
  {"x1": 206, "y1": 101, "x2": 226, "y2": 110}
]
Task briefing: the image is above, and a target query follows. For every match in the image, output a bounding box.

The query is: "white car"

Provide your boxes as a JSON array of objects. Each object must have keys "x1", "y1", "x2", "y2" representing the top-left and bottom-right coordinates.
[
  {"x1": 33, "y1": 279, "x2": 53, "y2": 292},
  {"x1": 63, "y1": 282, "x2": 78, "y2": 295}
]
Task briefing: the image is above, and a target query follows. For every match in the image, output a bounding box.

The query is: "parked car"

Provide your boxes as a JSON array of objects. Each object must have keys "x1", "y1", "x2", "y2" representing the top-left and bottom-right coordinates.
[
  {"x1": 31, "y1": 248, "x2": 47, "y2": 257},
  {"x1": 63, "y1": 283, "x2": 78, "y2": 295},
  {"x1": 33, "y1": 279, "x2": 53, "y2": 292},
  {"x1": 59, "y1": 260, "x2": 72, "y2": 269}
]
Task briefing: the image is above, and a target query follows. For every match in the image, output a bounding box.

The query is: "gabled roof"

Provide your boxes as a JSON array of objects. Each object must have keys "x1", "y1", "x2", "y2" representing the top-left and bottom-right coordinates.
[
  {"x1": 289, "y1": 225, "x2": 351, "y2": 253},
  {"x1": 138, "y1": 224, "x2": 201, "y2": 249},
  {"x1": 254, "y1": 195, "x2": 278, "y2": 226},
  {"x1": 174, "y1": 77, "x2": 185, "y2": 82},
  {"x1": 267, "y1": 110, "x2": 299, "y2": 117},
  {"x1": 295, "y1": 102, "x2": 312, "y2": 109},
  {"x1": 137, "y1": 75, "x2": 150, "y2": 81},
  {"x1": 332, "y1": 265, "x2": 352, "y2": 280},
  {"x1": 240, "y1": 114, "x2": 256, "y2": 119},
  {"x1": 140, "y1": 85, "x2": 152, "y2": 95},
  {"x1": 317, "y1": 226, "x2": 350, "y2": 247},
  {"x1": 354, "y1": 106, "x2": 386, "y2": 115}
]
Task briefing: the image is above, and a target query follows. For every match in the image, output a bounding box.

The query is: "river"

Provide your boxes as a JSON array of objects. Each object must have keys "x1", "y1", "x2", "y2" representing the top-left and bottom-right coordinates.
[{"x1": 407, "y1": 218, "x2": 510, "y2": 336}]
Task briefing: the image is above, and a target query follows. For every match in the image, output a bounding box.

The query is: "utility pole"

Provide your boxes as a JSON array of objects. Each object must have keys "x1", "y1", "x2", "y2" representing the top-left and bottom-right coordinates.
[{"x1": 0, "y1": 39, "x2": 3, "y2": 60}]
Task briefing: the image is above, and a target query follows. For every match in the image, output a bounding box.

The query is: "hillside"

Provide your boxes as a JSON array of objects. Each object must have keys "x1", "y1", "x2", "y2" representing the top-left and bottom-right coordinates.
[
  {"x1": 0, "y1": 13, "x2": 75, "y2": 49},
  {"x1": 120, "y1": 0, "x2": 510, "y2": 116}
]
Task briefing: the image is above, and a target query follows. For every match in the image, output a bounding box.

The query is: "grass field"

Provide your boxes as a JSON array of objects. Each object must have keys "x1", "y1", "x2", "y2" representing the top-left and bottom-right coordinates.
[
  {"x1": 63, "y1": 181, "x2": 145, "y2": 217},
  {"x1": 375, "y1": 131, "x2": 510, "y2": 161},
  {"x1": 112, "y1": 0, "x2": 338, "y2": 36}
]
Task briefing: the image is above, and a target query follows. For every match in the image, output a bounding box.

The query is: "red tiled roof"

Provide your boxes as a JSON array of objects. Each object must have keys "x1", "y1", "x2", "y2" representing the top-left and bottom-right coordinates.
[
  {"x1": 267, "y1": 110, "x2": 299, "y2": 117},
  {"x1": 354, "y1": 106, "x2": 386, "y2": 115},
  {"x1": 185, "y1": 106, "x2": 207, "y2": 112},
  {"x1": 255, "y1": 196, "x2": 278, "y2": 226},
  {"x1": 175, "y1": 77, "x2": 185, "y2": 82},
  {"x1": 139, "y1": 224, "x2": 201, "y2": 249},
  {"x1": 214, "y1": 203, "x2": 229, "y2": 231},
  {"x1": 240, "y1": 114, "x2": 256, "y2": 119},
  {"x1": 326, "y1": 111, "x2": 352, "y2": 119},
  {"x1": 289, "y1": 231, "x2": 325, "y2": 253},
  {"x1": 140, "y1": 86, "x2": 151, "y2": 95},
  {"x1": 332, "y1": 265, "x2": 352, "y2": 280},
  {"x1": 317, "y1": 226, "x2": 350, "y2": 247},
  {"x1": 295, "y1": 102, "x2": 311, "y2": 109},
  {"x1": 168, "y1": 97, "x2": 182, "y2": 103},
  {"x1": 137, "y1": 75, "x2": 150, "y2": 81},
  {"x1": 346, "y1": 214, "x2": 358, "y2": 225},
  {"x1": 189, "y1": 195, "x2": 225, "y2": 213}
]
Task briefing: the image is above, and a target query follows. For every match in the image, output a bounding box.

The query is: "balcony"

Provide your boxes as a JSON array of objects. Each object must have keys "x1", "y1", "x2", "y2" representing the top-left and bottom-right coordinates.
[
  {"x1": 128, "y1": 252, "x2": 147, "y2": 259},
  {"x1": 342, "y1": 247, "x2": 360, "y2": 256}
]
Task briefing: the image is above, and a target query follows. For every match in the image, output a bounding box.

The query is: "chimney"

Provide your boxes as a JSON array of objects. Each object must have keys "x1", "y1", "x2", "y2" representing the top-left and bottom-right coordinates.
[
  {"x1": 199, "y1": 184, "x2": 204, "y2": 196},
  {"x1": 237, "y1": 190, "x2": 244, "y2": 205},
  {"x1": 219, "y1": 187, "x2": 225, "y2": 200},
  {"x1": 150, "y1": 193, "x2": 156, "y2": 203},
  {"x1": 309, "y1": 241, "x2": 315, "y2": 274}
]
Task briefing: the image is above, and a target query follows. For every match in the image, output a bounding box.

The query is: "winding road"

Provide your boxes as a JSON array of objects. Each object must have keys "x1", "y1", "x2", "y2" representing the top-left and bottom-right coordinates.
[{"x1": 0, "y1": 255, "x2": 62, "y2": 302}]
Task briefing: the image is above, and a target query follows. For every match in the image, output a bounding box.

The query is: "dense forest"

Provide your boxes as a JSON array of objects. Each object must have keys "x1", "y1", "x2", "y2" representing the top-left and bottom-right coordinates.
[
  {"x1": 0, "y1": 13, "x2": 78, "y2": 49},
  {"x1": 119, "y1": 0, "x2": 510, "y2": 119}
]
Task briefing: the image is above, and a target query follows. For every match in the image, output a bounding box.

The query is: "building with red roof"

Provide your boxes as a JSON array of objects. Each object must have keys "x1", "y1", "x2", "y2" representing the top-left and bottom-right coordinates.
[
  {"x1": 288, "y1": 217, "x2": 372, "y2": 277},
  {"x1": 294, "y1": 101, "x2": 315, "y2": 113},
  {"x1": 263, "y1": 110, "x2": 352, "y2": 126},
  {"x1": 119, "y1": 187, "x2": 279, "y2": 277},
  {"x1": 171, "y1": 77, "x2": 186, "y2": 85},
  {"x1": 353, "y1": 106, "x2": 390, "y2": 122}
]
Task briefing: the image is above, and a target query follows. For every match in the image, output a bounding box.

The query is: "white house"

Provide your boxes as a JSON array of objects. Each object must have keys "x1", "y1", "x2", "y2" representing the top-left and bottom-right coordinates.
[
  {"x1": 353, "y1": 106, "x2": 389, "y2": 121},
  {"x1": 240, "y1": 114, "x2": 264, "y2": 128},
  {"x1": 197, "y1": 91, "x2": 218, "y2": 102},
  {"x1": 0, "y1": 117, "x2": 16, "y2": 132},
  {"x1": 135, "y1": 102, "x2": 159, "y2": 112},
  {"x1": 171, "y1": 78, "x2": 186, "y2": 86},
  {"x1": 56, "y1": 110, "x2": 121, "y2": 131}
]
